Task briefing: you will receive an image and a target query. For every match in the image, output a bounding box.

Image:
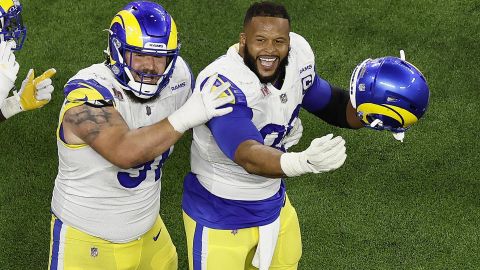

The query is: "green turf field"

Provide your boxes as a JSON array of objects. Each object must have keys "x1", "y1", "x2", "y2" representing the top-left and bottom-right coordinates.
[{"x1": 0, "y1": 0, "x2": 479, "y2": 269}]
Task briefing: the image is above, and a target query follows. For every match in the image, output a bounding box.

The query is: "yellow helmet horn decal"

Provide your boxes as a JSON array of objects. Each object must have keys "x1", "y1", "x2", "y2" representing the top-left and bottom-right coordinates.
[
  {"x1": 167, "y1": 18, "x2": 178, "y2": 50},
  {"x1": 110, "y1": 10, "x2": 143, "y2": 48},
  {"x1": 357, "y1": 103, "x2": 418, "y2": 127}
]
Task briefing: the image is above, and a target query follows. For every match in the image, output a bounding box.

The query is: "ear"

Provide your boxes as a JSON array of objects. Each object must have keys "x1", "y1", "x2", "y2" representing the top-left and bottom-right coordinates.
[{"x1": 239, "y1": 33, "x2": 246, "y2": 47}]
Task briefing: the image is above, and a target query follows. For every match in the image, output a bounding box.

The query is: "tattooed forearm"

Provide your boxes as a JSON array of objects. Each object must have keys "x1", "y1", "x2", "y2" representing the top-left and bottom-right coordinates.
[{"x1": 64, "y1": 105, "x2": 117, "y2": 143}]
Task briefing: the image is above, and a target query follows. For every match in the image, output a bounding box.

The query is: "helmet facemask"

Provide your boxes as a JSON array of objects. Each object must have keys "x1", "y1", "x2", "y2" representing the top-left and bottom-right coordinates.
[
  {"x1": 0, "y1": 2, "x2": 26, "y2": 50},
  {"x1": 108, "y1": 33, "x2": 179, "y2": 99}
]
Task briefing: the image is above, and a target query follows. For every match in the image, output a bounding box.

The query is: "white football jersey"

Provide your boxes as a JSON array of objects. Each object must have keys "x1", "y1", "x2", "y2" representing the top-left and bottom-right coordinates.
[
  {"x1": 51, "y1": 57, "x2": 192, "y2": 243},
  {"x1": 191, "y1": 32, "x2": 316, "y2": 201}
]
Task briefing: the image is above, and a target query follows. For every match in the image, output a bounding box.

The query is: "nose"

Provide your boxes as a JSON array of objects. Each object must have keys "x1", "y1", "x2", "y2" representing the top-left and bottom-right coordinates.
[
  {"x1": 143, "y1": 55, "x2": 156, "y2": 71},
  {"x1": 264, "y1": 40, "x2": 276, "y2": 54}
]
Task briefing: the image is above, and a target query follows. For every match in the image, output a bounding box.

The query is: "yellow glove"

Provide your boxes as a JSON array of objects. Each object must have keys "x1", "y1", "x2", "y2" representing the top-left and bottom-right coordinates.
[{"x1": 19, "y1": 68, "x2": 56, "y2": 110}]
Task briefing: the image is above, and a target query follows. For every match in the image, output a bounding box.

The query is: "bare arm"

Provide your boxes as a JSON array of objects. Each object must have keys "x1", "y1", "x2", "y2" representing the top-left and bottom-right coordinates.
[
  {"x1": 63, "y1": 104, "x2": 182, "y2": 169},
  {"x1": 346, "y1": 100, "x2": 363, "y2": 129},
  {"x1": 233, "y1": 139, "x2": 286, "y2": 178}
]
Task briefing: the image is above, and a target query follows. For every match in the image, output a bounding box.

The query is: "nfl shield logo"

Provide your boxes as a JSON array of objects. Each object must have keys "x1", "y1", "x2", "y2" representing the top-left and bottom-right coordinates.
[
  {"x1": 91, "y1": 247, "x2": 99, "y2": 257},
  {"x1": 280, "y1": 93, "x2": 288, "y2": 103}
]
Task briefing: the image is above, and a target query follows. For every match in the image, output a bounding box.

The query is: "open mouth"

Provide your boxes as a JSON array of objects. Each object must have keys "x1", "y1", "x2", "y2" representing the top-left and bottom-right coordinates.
[
  {"x1": 132, "y1": 71, "x2": 160, "y2": 84},
  {"x1": 257, "y1": 56, "x2": 278, "y2": 71},
  {"x1": 141, "y1": 77, "x2": 159, "y2": 84}
]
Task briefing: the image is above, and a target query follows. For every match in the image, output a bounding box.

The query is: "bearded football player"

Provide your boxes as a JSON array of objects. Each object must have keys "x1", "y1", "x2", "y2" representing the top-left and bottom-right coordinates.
[
  {"x1": 181, "y1": 2, "x2": 429, "y2": 270},
  {"x1": 48, "y1": 1, "x2": 232, "y2": 269}
]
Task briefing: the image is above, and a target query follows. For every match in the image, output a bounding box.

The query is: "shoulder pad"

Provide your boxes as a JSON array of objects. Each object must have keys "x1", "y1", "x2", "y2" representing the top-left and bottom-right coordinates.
[
  {"x1": 199, "y1": 74, "x2": 247, "y2": 106},
  {"x1": 64, "y1": 79, "x2": 114, "y2": 103},
  {"x1": 289, "y1": 32, "x2": 315, "y2": 62}
]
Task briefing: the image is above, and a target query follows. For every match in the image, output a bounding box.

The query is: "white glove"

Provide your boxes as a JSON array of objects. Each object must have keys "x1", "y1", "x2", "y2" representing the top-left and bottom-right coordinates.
[
  {"x1": 280, "y1": 134, "x2": 347, "y2": 177},
  {"x1": 281, "y1": 118, "x2": 303, "y2": 150},
  {"x1": 0, "y1": 42, "x2": 19, "y2": 104},
  {"x1": 0, "y1": 68, "x2": 56, "y2": 119},
  {"x1": 168, "y1": 73, "x2": 234, "y2": 133}
]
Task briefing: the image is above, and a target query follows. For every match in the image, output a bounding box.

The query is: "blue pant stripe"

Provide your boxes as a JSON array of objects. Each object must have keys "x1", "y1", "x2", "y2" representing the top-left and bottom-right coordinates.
[
  {"x1": 50, "y1": 218, "x2": 63, "y2": 270},
  {"x1": 193, "y1": 223, "x2": 204, "y2": 270}
]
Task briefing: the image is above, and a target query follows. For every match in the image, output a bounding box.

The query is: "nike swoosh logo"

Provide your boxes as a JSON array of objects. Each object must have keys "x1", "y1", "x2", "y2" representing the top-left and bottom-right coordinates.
[
  {"x1": 153, "y1": 228, "x2": 162, "y2": 241},
  {"x1": 307, "y1": 160, "x2": 314, "y2": 165}
]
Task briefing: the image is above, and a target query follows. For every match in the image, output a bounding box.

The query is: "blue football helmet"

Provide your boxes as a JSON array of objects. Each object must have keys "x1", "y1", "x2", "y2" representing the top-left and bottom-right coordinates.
[
  {"x1": 0, "y1": 0, "x2": 26, "y2": 50},
  {"x1": 106, "y1": 1, "x2": 180, "y2": 99},
  {"x1": 349, "y1": 55, "x2": 430, "y2": 134}
]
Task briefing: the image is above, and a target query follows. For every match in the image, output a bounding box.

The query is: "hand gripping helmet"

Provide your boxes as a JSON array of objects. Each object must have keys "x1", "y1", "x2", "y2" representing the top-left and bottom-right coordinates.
[
  {"x1": 106, "y1": 1, "x2": 180, "y2": 99},
  {"x1": 349, "y1": 54, "x2": 430, "y2": 136},
  {"x1": 0, "y1": 0, "x2": 26, "y2": 50}
]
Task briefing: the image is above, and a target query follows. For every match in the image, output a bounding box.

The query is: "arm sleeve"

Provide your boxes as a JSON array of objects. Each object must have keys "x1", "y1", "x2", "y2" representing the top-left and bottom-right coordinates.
[
  {"x1": 207, "y1": 104, "x2": 264, "y2": 160},
  {"x1": 301, "y1": 74, "x2": 352, "y2": 128}
]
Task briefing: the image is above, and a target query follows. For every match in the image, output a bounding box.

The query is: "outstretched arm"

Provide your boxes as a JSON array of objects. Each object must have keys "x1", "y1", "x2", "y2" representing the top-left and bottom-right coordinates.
[
  {"x1": 302, "y1": 74, "x2": 363, "y2": 129},
  {"x1": 209, "y1": 104, "x2": 347, "y2": 178}
]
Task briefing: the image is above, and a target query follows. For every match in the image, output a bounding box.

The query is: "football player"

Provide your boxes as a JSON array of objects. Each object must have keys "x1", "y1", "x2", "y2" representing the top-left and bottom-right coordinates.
[
  {"x1": 48, "y1": 1, "x2": 232, "y2": 270},
  {"x1": 182, "y1": 2, "x2": 429, "y2": 270},
  {"x1": 0, "y1": 0, "x2": 55, "y2": 122}
]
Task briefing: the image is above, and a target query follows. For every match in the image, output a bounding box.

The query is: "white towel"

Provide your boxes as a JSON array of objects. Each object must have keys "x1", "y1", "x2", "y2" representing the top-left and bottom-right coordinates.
[{"x1": 252, "y1": 216, "x2": 281, "y2": 270}]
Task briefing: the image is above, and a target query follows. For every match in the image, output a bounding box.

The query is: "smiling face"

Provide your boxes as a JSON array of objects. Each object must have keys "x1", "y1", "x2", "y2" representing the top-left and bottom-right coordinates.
[
  {"x1": 239, "y1": 16, "x2": 290, "y2": 84},
  {"x1": 125, "y1": 51, "x2": 168, "y2": 84}
]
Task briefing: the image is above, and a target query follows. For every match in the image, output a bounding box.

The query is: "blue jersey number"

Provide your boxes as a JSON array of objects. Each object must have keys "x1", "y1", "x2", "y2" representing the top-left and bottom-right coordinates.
[
  {"x1": 259, "y1": 106, "x2": 300, "y2": 151},
  {"x1": 117, "y1": 148, "x2": 171, "y2": 188}
]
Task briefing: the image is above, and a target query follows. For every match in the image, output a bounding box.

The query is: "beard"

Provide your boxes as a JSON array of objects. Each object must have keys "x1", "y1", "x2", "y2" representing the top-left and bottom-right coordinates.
[
  {"x1": 243, "y1": 44, "x2": 289, "y2": 84},
  {"x1": 124, "y1": 86, "x2": 160, "y2": 104}
]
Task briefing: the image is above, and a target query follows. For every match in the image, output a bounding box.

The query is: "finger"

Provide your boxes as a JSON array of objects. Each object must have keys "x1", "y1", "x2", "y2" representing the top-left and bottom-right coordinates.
[
  {"x1": 0, "y1": 42, "x2": 6, "y2": 59},
  {"x1": 328, "y1": 145, "x2": 347, "y2": 163},
  {"x1": 4, "y1": 43, "x2": 13, "y2": 63},
  {"x1": 37, "y1": 84, "x2": 54, "y2": 95},
  {"x1": 209, "y1": 81, "x2": 231, "y2": 99},
  {"x1": 320, "y1": 135, "x2": 344, "y2": 151},
  {"x1": 0, "y1": 42, "x2": 11, "y2": 61},
  {"x1": 310, "y1": 134, "x2": 334, "y2": 147},
  {"x1": 330, "y1": 153, "x2": 347, "y2": 170},
  {"x1": 12, "y1": 60, "x2": 19, "y2": 74},
  {"x1": 7, "y1": 51, "x2": 16, "y2": 67},
  {"x1": 25, "y1": 68, "x2": 34, "y2": 81},
  {"x1": 212, "y1": 95, "x2": 234, "y2": 108},
  {"x1": 34, "y1": 68, "x2": 56, "y2": 85},
  {"x1": 35, "y1": 78, "x2": 52, "y2": 90},
  {"x1": 201, "y1": 73, "x2": 218, "y2": 92},
  {"x1": 212, "y1": 106, "x2": 233, "y2": 117},
  {"x1": 36, "y1": 90, "x2": 52, "y2": 101}
]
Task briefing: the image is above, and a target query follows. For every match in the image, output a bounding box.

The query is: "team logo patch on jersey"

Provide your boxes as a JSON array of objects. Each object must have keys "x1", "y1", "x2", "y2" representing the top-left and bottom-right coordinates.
[
  {"x1": 90, "y1": 247, "x2": 99, "y2": 257},
  {"x1": 302, "y1": 75, "x2": 313, "y2": 93},
  {"x1": 280, "y1": 93, "x2": 288, "y2": 103}
]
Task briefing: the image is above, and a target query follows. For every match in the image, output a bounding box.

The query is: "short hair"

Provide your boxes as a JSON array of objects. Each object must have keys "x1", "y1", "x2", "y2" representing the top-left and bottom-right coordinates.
[{"x1": 243, "y1": 2, "x2": 291, "y2": 27}]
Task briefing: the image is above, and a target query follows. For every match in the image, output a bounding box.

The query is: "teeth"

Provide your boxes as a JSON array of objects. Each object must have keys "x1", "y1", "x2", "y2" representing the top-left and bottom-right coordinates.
[
  {"x1": 259, "y1": 57, "x2": 277, "y2": 68},
  {"x1": 259, "y1": 57, "x2": 276, "y2": 62}
]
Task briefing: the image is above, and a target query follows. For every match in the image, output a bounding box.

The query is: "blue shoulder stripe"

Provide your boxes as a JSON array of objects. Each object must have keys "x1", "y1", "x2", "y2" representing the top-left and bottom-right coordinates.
[
  {"x1": 199, "y1": 74, "x2": 247, "y2": 106},
  {"x1": 64, "y1": 79, "x2": 114, "y2": 101}
]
